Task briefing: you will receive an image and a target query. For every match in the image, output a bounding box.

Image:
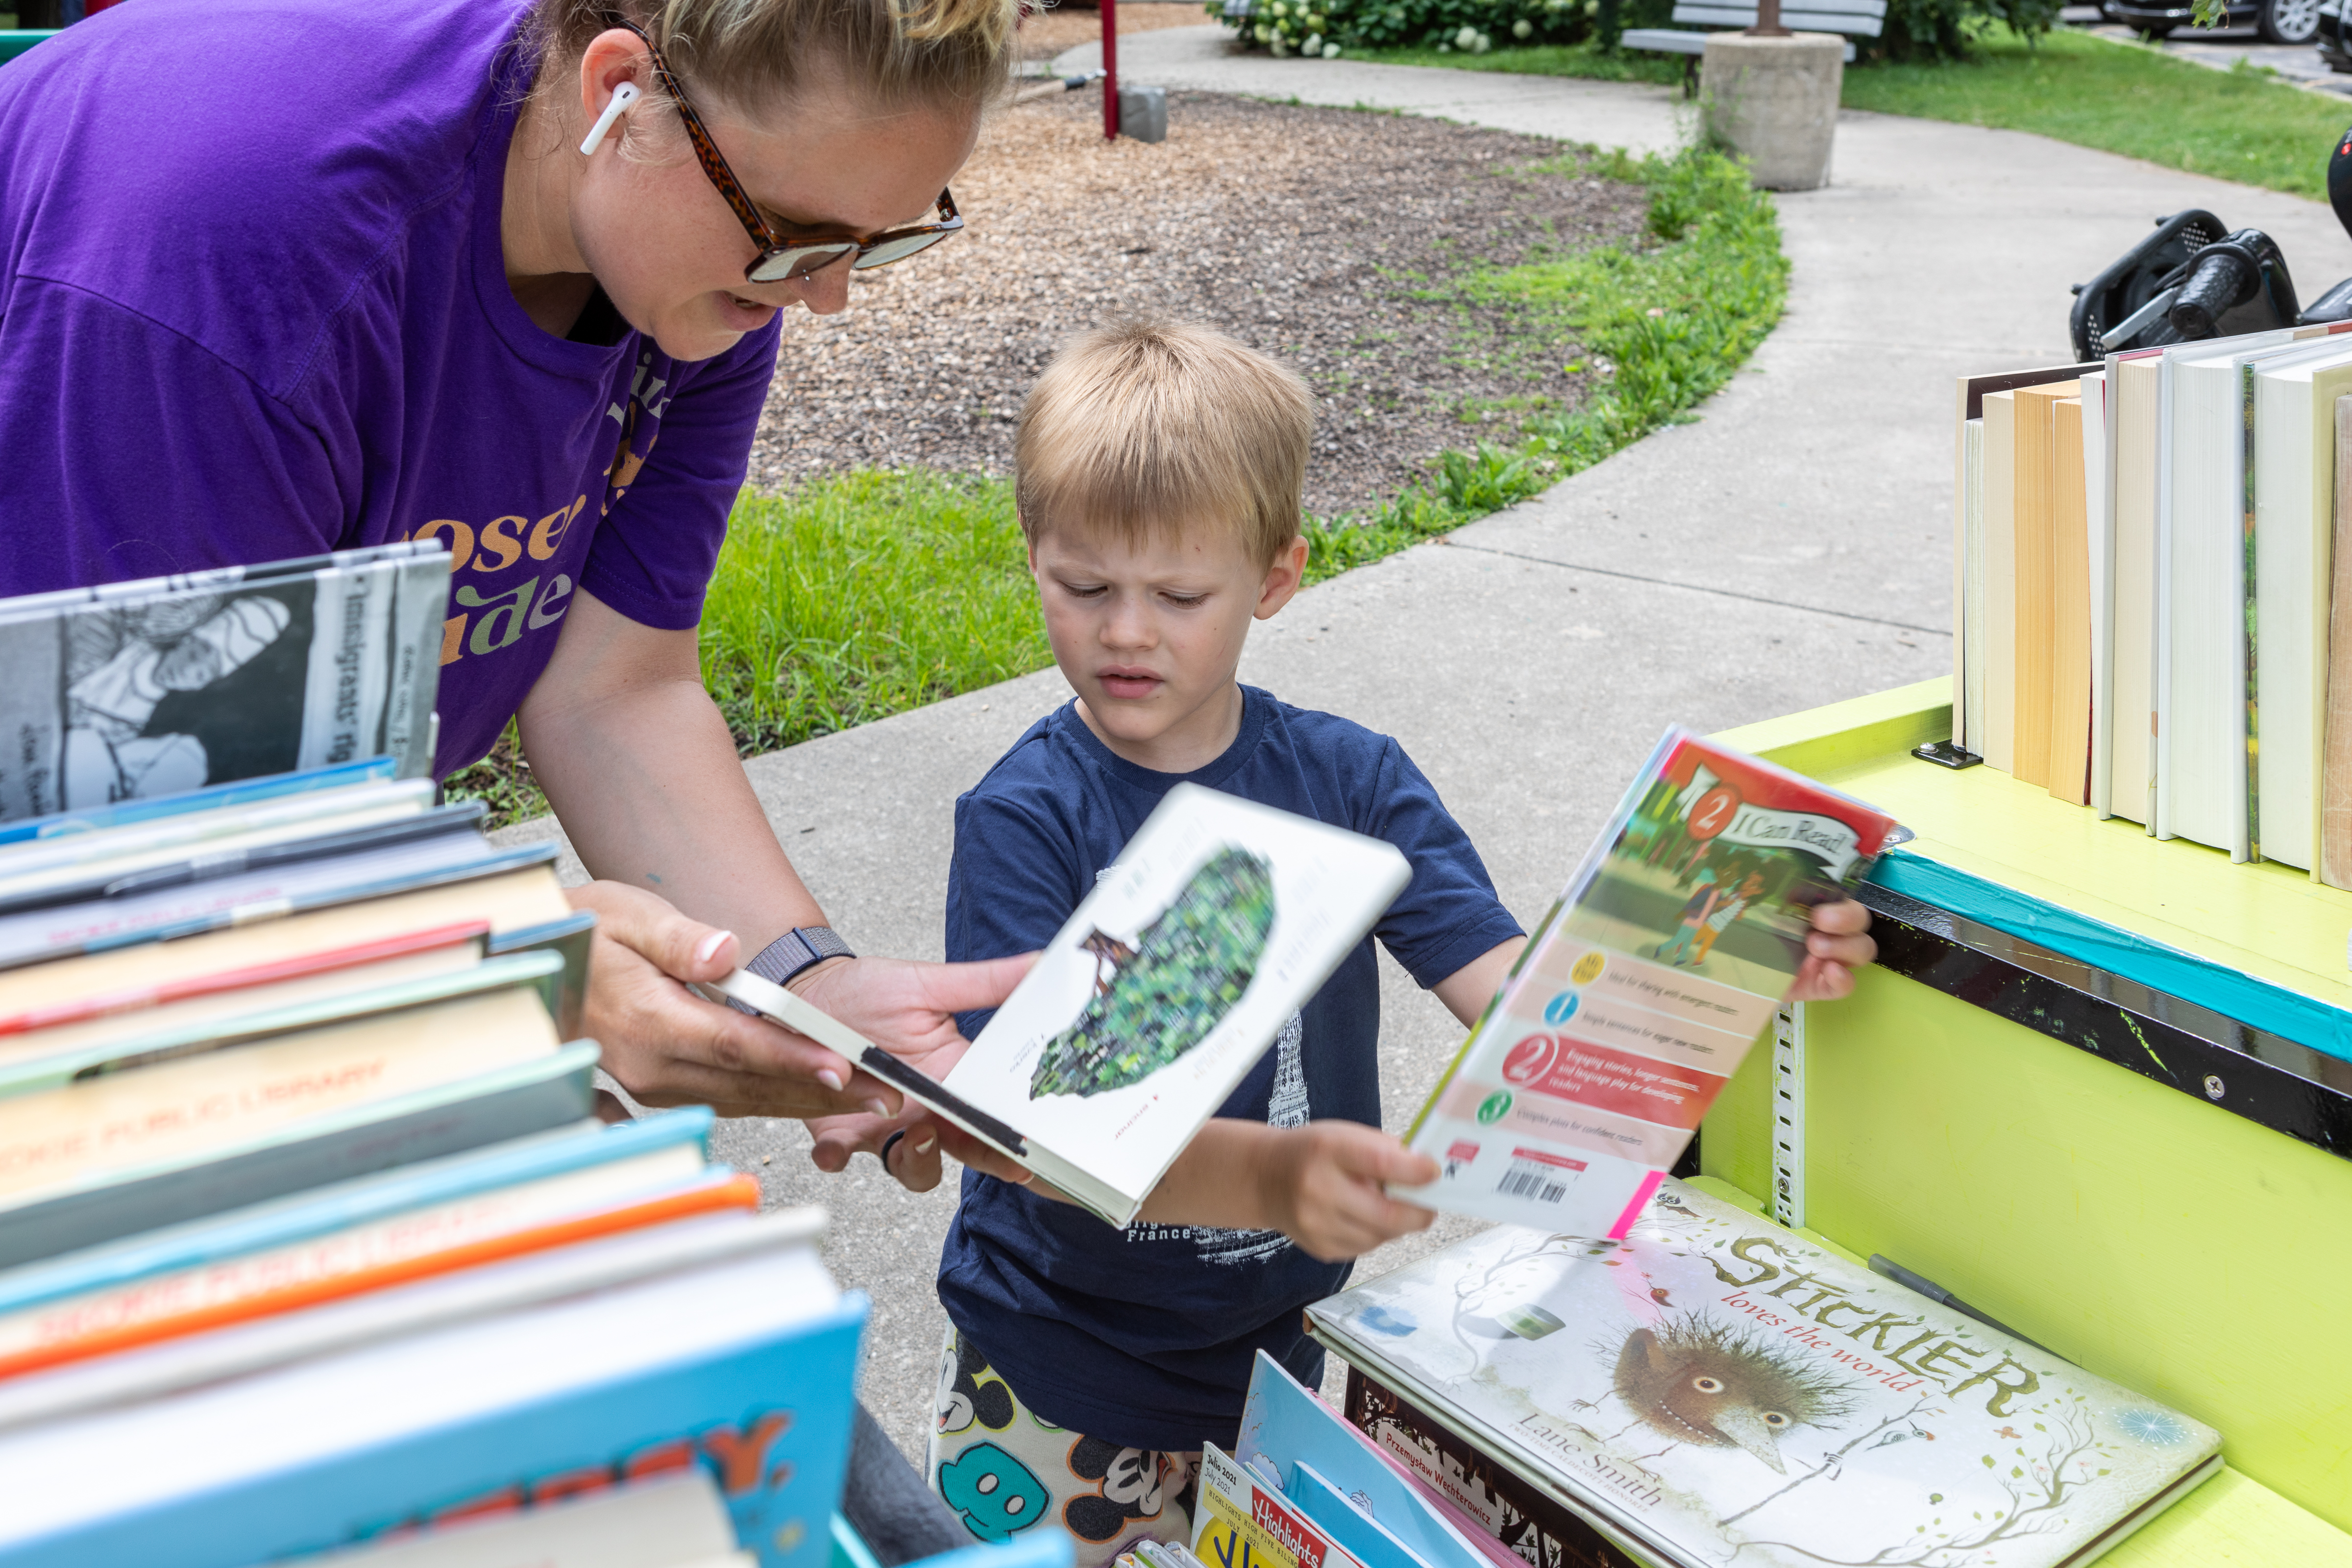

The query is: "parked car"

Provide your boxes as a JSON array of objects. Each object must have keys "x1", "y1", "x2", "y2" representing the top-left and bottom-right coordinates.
[
  {"x1": 2107, "y1": 0, "x2": 2318, "y2": 41},
  {"x1": 2319, "y1": 0, "x2": 2352, "y2": 68}
]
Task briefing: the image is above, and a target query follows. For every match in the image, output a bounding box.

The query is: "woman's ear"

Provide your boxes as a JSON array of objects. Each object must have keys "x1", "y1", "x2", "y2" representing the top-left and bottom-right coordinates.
[
  {"x1": 576, "y1": 27, "x2": 651, "y2": 147},
  {"x1": 1254, "y1": 533, "x2": 1311, "y2": 620}
]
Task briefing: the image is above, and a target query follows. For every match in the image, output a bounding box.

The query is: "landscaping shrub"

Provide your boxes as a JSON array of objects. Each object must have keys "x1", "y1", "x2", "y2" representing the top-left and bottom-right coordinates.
[
  {"x1": 1864, "y1": 0, "x2": 2059, "y2": 61},
  {"x1": 1203, "y1": 0, "x2": 1597, "y2": 58}
]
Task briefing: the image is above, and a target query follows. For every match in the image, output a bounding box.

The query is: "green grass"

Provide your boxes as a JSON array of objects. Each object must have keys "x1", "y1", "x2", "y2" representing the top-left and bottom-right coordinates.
[
  {"x1": 446, "y1": 147, "x2": 1786, "y2": 827},
  {"x1": 697, "y1": 470, "x2": 1048, "y2": 756},
  {"x1": 1305, "y1": 147, "x2": 1788, "y2": 579},
  {"x1": 1838, "y1": 26, "x2": 2347, "y2": 200},
  {"x1": 1367, "y1": 24, "x2": 2350, "y2": 202}
]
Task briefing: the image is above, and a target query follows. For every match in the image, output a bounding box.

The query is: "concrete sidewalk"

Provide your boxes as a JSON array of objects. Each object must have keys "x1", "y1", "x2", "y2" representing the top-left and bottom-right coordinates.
[{"x1": 499, "y1": 42, "x2": 2352, "y2": 1465}]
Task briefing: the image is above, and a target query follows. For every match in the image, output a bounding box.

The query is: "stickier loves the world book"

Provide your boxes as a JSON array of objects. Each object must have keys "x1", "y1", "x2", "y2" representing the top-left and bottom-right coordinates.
[{"x1": 1307, "y1": 1179, "x2": 2221, "y2": 1568}]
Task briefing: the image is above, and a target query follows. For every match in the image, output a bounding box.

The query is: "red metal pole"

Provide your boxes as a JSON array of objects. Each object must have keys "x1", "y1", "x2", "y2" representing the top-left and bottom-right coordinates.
[{"x1": 1102, "y1": 0, "x2": 1119, "y2": 140}]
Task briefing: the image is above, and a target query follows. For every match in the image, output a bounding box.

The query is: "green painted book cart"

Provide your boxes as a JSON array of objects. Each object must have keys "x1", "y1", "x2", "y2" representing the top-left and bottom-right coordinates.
[{"x1": 1690, "y1": 679, "x2": 2352, "y2": 1565}]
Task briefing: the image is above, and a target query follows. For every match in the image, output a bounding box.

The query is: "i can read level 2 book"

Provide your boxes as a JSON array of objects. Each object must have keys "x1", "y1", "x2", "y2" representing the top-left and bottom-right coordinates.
[{"x1": 1396, "y1": 729, "x2": 1902, "y2": 1238}]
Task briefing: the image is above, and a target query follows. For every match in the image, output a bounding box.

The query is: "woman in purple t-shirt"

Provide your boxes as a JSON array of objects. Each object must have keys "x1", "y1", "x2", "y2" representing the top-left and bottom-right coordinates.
[{"x1": 0, "y1": 0, "x2": 1024, "y2": 1144}]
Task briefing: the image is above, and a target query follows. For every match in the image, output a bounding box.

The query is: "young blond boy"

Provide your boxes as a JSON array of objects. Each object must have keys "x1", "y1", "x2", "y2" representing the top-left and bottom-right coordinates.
[{"x1": 915, "y1": 319, "x2": 1527, "y2": 1565}]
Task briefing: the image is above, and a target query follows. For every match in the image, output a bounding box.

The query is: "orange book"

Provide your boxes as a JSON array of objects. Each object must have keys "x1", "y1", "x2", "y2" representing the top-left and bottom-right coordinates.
[
  {"x1": 2010, "y1": 380, "x2": 2082, "y2": 788},
  {"x1": 2049, "y1": 396, "x2": 2094, "y2": 806},
  {"x1": 0, "y1": 1174, "x2": 760, "y2": 1381}
]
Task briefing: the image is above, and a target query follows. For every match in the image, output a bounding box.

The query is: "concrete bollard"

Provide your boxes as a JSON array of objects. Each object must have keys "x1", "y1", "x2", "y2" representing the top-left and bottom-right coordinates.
[
  {"x1": 1118, "y1": 83, "x2": 1168, "y2": 143},
  {"x1": 1699, "y1": 32, "x2": 1843, "y2": 192}
]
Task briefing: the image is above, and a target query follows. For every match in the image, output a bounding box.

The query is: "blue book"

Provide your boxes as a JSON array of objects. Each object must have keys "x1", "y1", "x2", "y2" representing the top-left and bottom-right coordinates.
[
  {"x1": 0, "y1": 840, "x2": 563, "y2": 972},
  {"x1": 1289, "y1": 1462, "x2": 1434, "y2": 1568},
  {"x1": 1235, "y1": 1351, "x2": 1493, "y2": 1568},
  {"x1": 0, "y1": 1110, "x2": 713, "y2": 1321},
  {"x1": 0, "y1": 760, "x2": 398, "y2": 849},
  {"x1": 0, "y1": 1215, "x2": 865, "y2": 1568}
]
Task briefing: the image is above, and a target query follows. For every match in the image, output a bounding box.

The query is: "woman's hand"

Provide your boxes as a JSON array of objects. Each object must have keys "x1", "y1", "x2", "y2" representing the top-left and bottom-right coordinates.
[
  {"x1": 1788, "y1": 897, "x2": 1876, "y2": 1002},
  {"x1": 566, "y1": 881, "x2": 1028, "y2": 1118}
]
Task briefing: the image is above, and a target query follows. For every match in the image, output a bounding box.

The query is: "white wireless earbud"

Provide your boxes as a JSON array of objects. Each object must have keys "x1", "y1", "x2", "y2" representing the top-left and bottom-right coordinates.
[{"x1": 578, "y1": 81, "x2": 643, "y2": 157}]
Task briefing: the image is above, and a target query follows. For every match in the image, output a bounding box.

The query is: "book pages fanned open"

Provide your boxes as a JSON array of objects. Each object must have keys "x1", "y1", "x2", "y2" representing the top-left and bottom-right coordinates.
[
  {"x1": 713, "y1": 783, "x2": 1410, "y2": 1227},
  {"x1": 1308, "y1": 1179, "x2": 2223, "y2": 1568}
]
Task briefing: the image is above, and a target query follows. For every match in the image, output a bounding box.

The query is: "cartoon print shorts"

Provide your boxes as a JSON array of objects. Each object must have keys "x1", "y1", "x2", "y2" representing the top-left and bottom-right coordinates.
[{"x1": 927, "y1": 1324, "x2": 1200, "y2": 1568}]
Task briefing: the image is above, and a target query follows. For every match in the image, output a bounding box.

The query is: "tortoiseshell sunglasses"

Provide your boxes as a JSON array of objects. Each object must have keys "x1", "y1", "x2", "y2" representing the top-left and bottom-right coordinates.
[{"x1": 605, "y1": 16, "x2": 962, "y2": 284}]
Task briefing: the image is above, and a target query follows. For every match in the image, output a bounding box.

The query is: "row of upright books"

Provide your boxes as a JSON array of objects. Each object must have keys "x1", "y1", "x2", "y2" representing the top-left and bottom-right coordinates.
[
  {"x1": 1950, "y1": 322, "x2": 2352, "y2": 885},
  {"x1": 0, "y1": 547, "x2": 864, "y2": 1568}
]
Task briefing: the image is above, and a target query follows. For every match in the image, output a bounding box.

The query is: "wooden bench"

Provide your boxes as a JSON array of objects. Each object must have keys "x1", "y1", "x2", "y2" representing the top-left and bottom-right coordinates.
[{"x1": 1621, "y1": 0, "x2": 1885, "y2": 93}]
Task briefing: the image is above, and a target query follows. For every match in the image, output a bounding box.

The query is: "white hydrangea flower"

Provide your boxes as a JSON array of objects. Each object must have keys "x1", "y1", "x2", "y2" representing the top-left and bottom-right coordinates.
[
  {"x1": 1454, "y1": 23, "x2": 1478, "y2": 45},
  {"x1": 1472, "y1": 28, "x2": 1492, "y2": 48},
  {"x1": 1513, "y1": 17, "x2": 1532, "y2": 34},
  {"x1": 1323, "y1": 39, "x2": 1342, "y2": 53}
]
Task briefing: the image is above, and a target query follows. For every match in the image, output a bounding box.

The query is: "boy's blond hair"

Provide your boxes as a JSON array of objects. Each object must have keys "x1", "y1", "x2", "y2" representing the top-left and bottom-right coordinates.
[{"x1": 1014, "y1": 318, "x2": 1314, "y2": 569}]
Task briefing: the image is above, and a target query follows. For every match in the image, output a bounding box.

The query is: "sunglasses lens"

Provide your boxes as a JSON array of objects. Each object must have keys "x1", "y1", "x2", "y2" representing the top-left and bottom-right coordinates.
[
  {"x1": 749, "y1": 244, "x2": 856, "y2": 283},
  {"x1": 851, "y1": 229, "x2": 953, "y2": 270}
]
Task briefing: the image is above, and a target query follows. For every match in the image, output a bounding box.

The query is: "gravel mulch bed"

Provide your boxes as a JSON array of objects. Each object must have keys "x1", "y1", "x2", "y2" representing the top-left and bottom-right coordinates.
[{"x1": 752, "y1": 91, "x2": 1651, "y2": 517}]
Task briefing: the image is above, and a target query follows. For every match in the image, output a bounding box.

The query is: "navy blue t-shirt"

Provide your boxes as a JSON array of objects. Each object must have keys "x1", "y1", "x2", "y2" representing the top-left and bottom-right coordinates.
[{"x1": 937, "y1": 686, "x2": 1523, "y2": 1452}]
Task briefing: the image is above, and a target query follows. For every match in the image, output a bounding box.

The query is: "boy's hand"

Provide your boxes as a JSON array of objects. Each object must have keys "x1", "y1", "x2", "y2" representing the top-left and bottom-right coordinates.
[
  {"x1": 1788, "y1": 897, "x2": 1876, "y2": 1002},
  {"x1": 1249, "y1": 1123, "x2": 1440, "y2": 1263}
]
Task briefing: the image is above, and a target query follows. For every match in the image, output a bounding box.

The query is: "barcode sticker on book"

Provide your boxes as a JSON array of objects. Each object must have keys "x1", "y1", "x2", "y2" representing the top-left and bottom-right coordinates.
[{"x1": 1495, "y1": 1148, "x2": 1585, "y2": 1204}]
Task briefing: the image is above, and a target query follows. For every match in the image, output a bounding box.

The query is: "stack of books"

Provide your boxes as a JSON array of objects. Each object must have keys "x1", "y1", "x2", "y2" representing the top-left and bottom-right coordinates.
[
  {"x1": 1305, "y1": 1181, "x2": 2222, "y2": 1568},
  {"x1": 1949, "y1": 324, "x2": 2352, "y2": 887},
  {"x1": 0, "y1": 552, "x2": 865, "y2": 1568}
]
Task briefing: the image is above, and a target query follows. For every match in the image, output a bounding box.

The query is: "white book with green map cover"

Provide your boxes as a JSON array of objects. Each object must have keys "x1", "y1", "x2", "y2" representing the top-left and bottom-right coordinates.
[
  {"x1": 710, "y1": 783, "x2": 1410, "y2": 1227},
  {"x1": 1306, "y1": 1178, "x2": 2222, "y2": 1568}
]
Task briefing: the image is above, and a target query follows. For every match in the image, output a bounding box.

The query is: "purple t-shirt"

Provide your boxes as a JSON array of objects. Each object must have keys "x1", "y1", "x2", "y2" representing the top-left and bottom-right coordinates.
[{"x1": 0, "y1": 0, "x2": 781, "y2": 775}]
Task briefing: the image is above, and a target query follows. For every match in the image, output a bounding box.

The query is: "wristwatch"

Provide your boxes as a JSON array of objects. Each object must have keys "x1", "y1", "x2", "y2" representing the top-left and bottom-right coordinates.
[{"x1": 745, "y1": 925, "x2": 856, "y2": 989}]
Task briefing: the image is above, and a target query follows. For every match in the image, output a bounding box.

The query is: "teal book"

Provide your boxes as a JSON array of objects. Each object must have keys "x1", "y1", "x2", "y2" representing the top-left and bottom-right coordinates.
[
  {"x1": 0, "y1": 758, "x2": 396, "y2": 849},
  {"x1": 1234, "y1": 1350, "x2": 1494, "y2": 1568},
  {"x1": 0, "y1": 1111, "x2": 711, "y2": 1324},
  {"x1": 0, "y1": 1213, "x2": 864, "y2": 1568}
]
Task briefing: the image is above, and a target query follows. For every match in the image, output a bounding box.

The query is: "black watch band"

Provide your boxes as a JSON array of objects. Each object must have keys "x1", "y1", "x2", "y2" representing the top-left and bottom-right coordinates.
[{"x1": 745, "y1": 925, "x2": 856, "y2": 989}]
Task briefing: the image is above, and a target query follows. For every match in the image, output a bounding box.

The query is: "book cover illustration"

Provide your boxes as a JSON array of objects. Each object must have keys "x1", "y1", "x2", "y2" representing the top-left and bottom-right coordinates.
[
  {"x1": 941, "y1": 784, "x2": 1409, "y2": 1206},
  {"x1": 1309, "y1": 1180, "x2": 2221, "y2": 1568},
  {"x1": 1031, "y1": 845, "x2": 1275, "y2": 1098},
  {"x1": 1192, "y1": 1441, "x2": 1367, "y2": 1568},
  {"x1": 0, "y1": 552, "x2": 446, "y2": 821},
  {"x1": 1398, "y1": 731, "x2": 1901, "y2": 1236}
]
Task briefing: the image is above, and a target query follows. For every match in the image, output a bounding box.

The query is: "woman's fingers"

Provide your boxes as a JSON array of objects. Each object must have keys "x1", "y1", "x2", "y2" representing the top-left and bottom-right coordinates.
[
  {"x1": 567, "y1": 881, "x2": 739, "y2": 980},
  {"x1": 567, "y1": 880, "x2": 871, "y2": 1115}
]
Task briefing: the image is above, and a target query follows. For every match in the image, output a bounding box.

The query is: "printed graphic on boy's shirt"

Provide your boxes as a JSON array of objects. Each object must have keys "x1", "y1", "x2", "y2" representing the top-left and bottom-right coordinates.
[
  {"x1": 1125, "y1": 1010, "x2": 1306, "y2": 1267},
  {"x1": 938, "y1": 1442, "x2": 1051, "y2": 1542}
]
